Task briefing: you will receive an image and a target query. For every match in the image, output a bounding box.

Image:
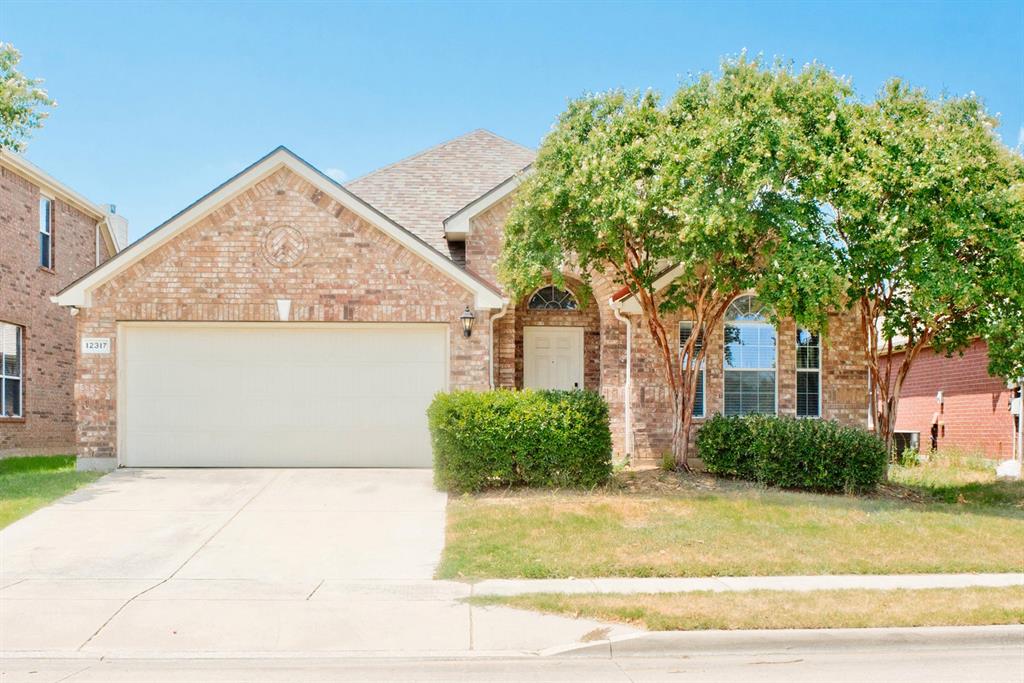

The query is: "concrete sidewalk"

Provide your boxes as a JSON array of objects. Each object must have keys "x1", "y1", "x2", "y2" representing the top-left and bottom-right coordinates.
[{"x1": 471, "y1": 572, "x2": 1024, "y2": 596}]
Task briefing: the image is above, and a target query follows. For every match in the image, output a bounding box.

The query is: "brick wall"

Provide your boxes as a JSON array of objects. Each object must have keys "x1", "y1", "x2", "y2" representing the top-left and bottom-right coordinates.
[
  {"x1": 464, "y1": 193, "x2": 512, "y2": 287},
  {"x1": 1, "y1": 165, "x2": 112, "y2": 456},
  {"x1": 891, "y1": 339, "x2": 1016, "y2": 459},
  {"x1": 74, "y1": 167, "x2": 491, "y2": 459},
  {"x1": 624, "y1": 307, "x2": 868, "y2": 460}
]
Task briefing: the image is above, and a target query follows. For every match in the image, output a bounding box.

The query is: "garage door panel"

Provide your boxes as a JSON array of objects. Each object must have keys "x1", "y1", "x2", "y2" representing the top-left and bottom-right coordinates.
[{"x1": 121, "y1": 325, "x2": 446, "y2": 467}]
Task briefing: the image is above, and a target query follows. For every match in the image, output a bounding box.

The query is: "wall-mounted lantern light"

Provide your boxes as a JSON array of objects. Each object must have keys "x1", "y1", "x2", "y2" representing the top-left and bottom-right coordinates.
[{"x1": 460, "y1": 306, "x2": 476, "y2": 338}]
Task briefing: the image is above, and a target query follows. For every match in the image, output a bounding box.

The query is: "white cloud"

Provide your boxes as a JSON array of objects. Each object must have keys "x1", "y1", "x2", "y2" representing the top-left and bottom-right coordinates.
[{"x1": 325, "y1": 167, "x2": 348, "y2": 183}]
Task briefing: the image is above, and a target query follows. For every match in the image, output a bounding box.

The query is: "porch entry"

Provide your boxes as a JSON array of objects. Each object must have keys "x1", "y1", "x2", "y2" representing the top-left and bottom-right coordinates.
[{"x1": 523, "y1": 326, "x2": 584, "y2": 390}]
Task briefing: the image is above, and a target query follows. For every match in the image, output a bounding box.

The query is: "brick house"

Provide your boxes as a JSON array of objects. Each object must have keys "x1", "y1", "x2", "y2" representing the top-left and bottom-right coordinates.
[
  {"x1": 54, "y1": 131, "x2": 869, "y2": 470},
  {"x1": 890, "y1": 338, "x2": 1022, "y2": 460},
  {"x1": 1, "y1": 151, "x2": 126, "y2": 456}
]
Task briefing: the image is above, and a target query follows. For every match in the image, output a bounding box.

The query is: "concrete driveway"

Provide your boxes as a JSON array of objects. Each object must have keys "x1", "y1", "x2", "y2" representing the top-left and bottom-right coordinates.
[{"x1": 0, "y1": 468, "x2": 633, "y2": 657}]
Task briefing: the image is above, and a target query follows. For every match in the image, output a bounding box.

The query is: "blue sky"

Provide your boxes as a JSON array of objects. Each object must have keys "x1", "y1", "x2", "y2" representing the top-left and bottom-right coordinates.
[{"x1": 3, "y1": 1, "x2": 1022, "y2": 242}]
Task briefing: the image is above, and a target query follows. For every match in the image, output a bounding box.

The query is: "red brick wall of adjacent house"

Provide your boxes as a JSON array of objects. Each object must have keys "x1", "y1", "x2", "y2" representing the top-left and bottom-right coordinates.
[
  {"x1": 890, "y1": 339, "x2": 1015, "y2": 459},
  {"x1": 73, "y1": 167, "x2": 491, "y2": 459},
  {"x1": 1, "y1": 165, "x2": 112, "y2": 456},
  {"x1": 468, "y1": 197, "x2": 870, "y2": 464}
]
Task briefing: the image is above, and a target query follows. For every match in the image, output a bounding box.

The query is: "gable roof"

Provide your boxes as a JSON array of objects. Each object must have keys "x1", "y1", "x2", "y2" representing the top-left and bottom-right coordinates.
[
  {"x1": 54, "y1": 146, "x2": 505, "y2": 309},
  {"x1": 0, "y1": 149, "x2": 126, "y2": 253},
  {"x1": 345, "y1": 129, "x2": 535, "y2": 261}
]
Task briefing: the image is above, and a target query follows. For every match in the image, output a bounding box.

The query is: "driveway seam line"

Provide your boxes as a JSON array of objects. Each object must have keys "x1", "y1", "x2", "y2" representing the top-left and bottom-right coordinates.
[
  {"x1": 74, "y1": 472, "x2": 282, "y2": 652},
  {"x1": 468, "y1": 585, "x2": 475, "y2": 651},
  {"x1": 53, "y1": 662, "x2": 97, "y2": 683},
  {"x1": 0, "y1": 578, "x2": 27, "y2": 592},
  {"x1": 305, "y1": 579, "x2": 325, "y2": 601}
]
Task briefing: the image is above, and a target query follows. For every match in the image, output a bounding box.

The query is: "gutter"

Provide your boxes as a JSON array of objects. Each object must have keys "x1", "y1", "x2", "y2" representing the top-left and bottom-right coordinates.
[{"x1": 609, "y1": 298, "x2": 634, "y2": 457}]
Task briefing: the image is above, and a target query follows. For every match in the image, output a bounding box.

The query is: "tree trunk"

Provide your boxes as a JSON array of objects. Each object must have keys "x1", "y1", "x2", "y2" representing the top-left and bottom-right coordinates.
[{"x1": 861, "y1": 295, "x2": 929, "y2": 462}]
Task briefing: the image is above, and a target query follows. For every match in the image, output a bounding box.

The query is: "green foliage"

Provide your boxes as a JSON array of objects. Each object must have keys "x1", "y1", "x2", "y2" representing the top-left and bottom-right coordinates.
[
  {"x1": 0, "y1": 455, "x2": 102, "y2": 529},
  {"x1": 693, "y1": 414, "x2": 757, "y2": 479},
  {"x1": 500, "y1": 54, "x2": 848, "y2": 332},
  {"x1": 894, "y1": 447, "x2": 921, "y2": 468},
  {"x1": 0, "y1": 43, "x2": 55, "y2": 151},
  {"x1": 697, "y1": 414, "x2": 887, "y2": 493},
  {"x1": 986, "y1": 299, "x2": 1024, "y2": 381},
  {"x1": 427, "y1": 389, "x2": 613, "y2": 493},
  {"x1": 659, "y1": 452, "x2": 676, "y2": 472},
  {"x1": 820, "y1": 80, "x2": 1024, "y2": 426},
  {"x1": 499, "y1": 55, "x2": 852, "y2": 462}
]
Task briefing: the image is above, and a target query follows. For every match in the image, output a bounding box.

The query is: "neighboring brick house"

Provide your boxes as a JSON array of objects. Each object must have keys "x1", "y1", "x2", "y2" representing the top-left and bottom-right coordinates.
[
  {"x1": 54, "y1": 131, "x2": 869, "y2": 470},
  {"x1": 890, "y1": 339, "x2": 1021, "y2": 460},
  {"x1": 1, "y1": 151, "x2": 126, "y2": 456}
]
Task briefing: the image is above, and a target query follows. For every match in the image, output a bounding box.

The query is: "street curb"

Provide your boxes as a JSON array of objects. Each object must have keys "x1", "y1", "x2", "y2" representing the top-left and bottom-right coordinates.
[{"x1": 541, "y1": 624, "x2": 1024, "y2": 658}]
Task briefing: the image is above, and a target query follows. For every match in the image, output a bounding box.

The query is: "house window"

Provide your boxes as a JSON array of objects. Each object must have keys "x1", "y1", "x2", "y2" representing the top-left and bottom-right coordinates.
[
  {"x1": 797, "y1": 329, "x2": 821, "y2": 417},
  {"x1": 723, "y1": 295, "x2": 776, "y2": 416},
  {"x1": 1, "y1": 323, "x2": 23, "y2": 418},
  {"x1": 679, "y1": 321, "x2": 705, "y2": 417},
  {"x1": 39, "y1": 197, "x2": 53, "y2": 269},
  {"x1": 528, "y1": 286, "x2": 577, "y2": 310}
]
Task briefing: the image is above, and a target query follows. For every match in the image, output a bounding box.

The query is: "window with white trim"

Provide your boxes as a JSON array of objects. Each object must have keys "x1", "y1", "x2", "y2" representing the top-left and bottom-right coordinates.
[
  {"x1": 1, "y1": 323, "x2": 23, "y2": 418},
  {"x1": 528, "y1": 286, "x2": 578, "y2": 310},
  {"x1": 796, "y1": 329, "x2": 821, "y2": 417},
  {"x1": 679, "y1": 321, "x2": 705, "y2": 417},
  {"x1": 39, "y1": 197, "x2": 53, "y2": 269},
  {"x1": 723, "y1": 295, "x2": 776, "y2": 416}
]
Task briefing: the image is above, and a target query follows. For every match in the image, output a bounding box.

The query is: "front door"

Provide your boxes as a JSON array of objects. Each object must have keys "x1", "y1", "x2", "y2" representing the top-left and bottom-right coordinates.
[{"x1": 523, "y1": 326, "x2": 584, "y2": 390}]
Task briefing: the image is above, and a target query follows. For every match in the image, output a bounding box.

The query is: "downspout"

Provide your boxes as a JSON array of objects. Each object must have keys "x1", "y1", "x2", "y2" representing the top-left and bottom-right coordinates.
[
  {"x1": 1017, "y1": 378, "x2": 1023, "y2": 466},
  {"x1": 488, "y1": 301, "x2": 510, "y2": 389},
  {"x1": 610, "y1": 298, "x2": 633, "y2": 457}
]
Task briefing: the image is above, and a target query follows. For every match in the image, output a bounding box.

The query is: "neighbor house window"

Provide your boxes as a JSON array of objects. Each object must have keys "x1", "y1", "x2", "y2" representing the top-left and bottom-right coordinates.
[
  {"x1": 797, "y1": 329, "x2": 821, "y2": 417},
  {"x1": 679, "y1": 321, "x2": 705, "y2": 417},
  {"x1": 528, "y1": 286, "x2": 577, "y2": 310},
  {"x1": 1, "y1": 323, "x2": 23, "y2": 418},
  {"x1": 723, "y1": 295, "x2": 776, "y2": 416},
  {"x1": 39, "y1": 197, "x2": 53, "y2": 269}
]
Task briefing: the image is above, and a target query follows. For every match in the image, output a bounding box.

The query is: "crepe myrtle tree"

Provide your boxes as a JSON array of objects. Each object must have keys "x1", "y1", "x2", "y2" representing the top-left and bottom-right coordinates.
[
  {"x1": 819, "y1": 80, "x2": 1024, "y2": 455},
  {"x1": 986, "y1": 302, "x2": 1024, "y2": 383},
  {"x1": 0, "y1": 43, "x2": 55, "y2": 151},
  {"x1": 499, "y1": 56, "x2": 848, "y2": 466}
]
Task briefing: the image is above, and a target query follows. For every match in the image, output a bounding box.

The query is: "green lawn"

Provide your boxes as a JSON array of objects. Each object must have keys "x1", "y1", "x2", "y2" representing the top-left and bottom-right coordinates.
[
  {"x1": 471, "y1": 586, "x2": 1024, "y2": 631},
  {"x1": 0, "y1": 455, "x2": 104, "y2": 529},
  {"x1": 439, "y1": 455, "x2": 1024, "y2": 579}
]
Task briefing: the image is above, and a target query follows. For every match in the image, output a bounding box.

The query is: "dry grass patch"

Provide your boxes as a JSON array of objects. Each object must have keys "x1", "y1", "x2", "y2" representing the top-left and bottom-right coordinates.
[
  {"x1": 440, "y1": 469, "x2": 1024, "y2": 579},
  {"x1": 471, "y1": 586, "x2": 1024, "y2": 631}
]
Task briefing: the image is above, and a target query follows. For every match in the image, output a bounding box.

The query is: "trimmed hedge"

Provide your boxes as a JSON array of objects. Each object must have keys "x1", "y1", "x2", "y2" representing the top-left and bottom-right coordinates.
[
  {"x1": 427, "y1": 389, "x2": 613, "y2": 492},
  {"x1": 696, "y1": 414, "x2": 887, "y2": 493}
]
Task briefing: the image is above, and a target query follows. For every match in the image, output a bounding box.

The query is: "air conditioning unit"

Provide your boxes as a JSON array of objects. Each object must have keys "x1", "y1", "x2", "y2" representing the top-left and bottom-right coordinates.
[{"x1": 893, "y1": 431, "x2": 920, "y2": 455}]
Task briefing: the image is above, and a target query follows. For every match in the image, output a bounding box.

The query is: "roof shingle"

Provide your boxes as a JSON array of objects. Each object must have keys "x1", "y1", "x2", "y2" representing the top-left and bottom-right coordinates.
[{"x1": 345, "y1": 129, "x2": 535, "y2": 261}]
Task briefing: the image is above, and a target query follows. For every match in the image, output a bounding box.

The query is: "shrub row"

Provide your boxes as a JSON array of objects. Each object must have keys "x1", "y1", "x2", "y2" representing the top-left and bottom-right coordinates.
[
  {"x1": 696, "y1": 414, "x2": 887, "y2": 493},
  {"x1": 427, "y1": 389, "x2": 613, "y2": 493}
]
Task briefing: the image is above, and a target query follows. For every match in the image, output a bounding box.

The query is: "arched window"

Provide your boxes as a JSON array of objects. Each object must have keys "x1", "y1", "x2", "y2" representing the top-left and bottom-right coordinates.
[
  {"x1": 528, "y1": 286, "x2": 578, "y2": 311},
  {"x1": 723, "y1": 295, "x2": 776, "y2": 416}
]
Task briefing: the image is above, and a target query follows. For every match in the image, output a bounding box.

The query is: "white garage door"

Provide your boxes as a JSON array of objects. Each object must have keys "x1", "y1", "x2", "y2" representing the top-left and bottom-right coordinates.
[{"x1": 120, "y1": 324, "x2": 447, "y2": 467}]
